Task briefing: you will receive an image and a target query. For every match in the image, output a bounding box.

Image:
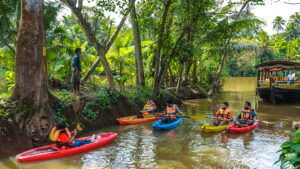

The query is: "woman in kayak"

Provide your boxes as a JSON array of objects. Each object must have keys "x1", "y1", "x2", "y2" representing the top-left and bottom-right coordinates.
[
  {"x1": 209, "y1": 102, "x2": 233, "y2": 127},
  {"x1": 50, "y1": 121, "x2": 100, "y2": 149},
  {"x1": 141, "y1": 99, "x2": 157, "y2": 115},
  {"x1": 235, "y1": 101, "x2": 256, "y2": 127},
  {"x1": 137, "y1": 99, "x2": 157, "y2": 118},
  {"x1": 162, "y1": 99, "x2": 182, "y2": 124}
]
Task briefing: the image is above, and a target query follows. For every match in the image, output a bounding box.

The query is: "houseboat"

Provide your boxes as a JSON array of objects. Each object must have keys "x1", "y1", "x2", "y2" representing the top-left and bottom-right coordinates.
[{"x1": 256, "y1": 61, "x2": 300, "y2": 104}]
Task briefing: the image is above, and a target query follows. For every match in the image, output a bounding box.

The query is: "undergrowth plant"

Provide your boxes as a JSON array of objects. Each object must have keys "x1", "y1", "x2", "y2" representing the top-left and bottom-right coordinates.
[
  {"x1": 52, "y1": 89, "x2": 76, "y2": 125},
  {"x1": 123, "y1": 86, "x2": 153, "y2": 111},
  {"x1": 275, "y1": 130, "x2": 300, "y2": 168},
  {"x1": 82, "y1": 88, "x2": 120, "y2": 120}
]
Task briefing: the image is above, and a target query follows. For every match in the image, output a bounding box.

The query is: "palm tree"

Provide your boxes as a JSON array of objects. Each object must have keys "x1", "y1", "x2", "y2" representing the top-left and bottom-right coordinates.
[
  {"x1": 273, "y1": 16, "x2": 286, "y2": 35},
  {"x1": 257, "y1": 30, "x2": 276, "y2": 62},
  {"x1": 285, "y1": 12, "x2": 300, "y2": 41}
]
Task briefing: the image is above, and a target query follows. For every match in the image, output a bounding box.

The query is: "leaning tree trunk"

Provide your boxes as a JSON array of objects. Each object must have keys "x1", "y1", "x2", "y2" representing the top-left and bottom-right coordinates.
[
  {"x1": 153, "y1": 0, "x2": 172, "y2": 98},
  {"x1": 61, "y1": 0, "x2": 129, "y2": 89},
  {"x1": 175, "y1": 63, "x2": 184, "y2": 95},
  {"x1": 130, "y1": 0, "x2": 145, "y2": 86},
  {"x1": 182, "y1": 61, "x2": 193, "y2": 86},
  {"x1": 208, "y1": 54, "x2": 226, "y2": 96},
  {"x1": 191, "y1": 59, "x2": 198, "y2": 84},
  {"x1": 11, "y1": 0, "x2": 55, "y2": 143},
  {"x1": 207, "y1": 0, "x2": 250, "y2": 96}
]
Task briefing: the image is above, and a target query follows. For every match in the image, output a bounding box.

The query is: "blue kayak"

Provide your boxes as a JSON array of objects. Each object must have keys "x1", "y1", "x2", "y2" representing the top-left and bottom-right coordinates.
[{"x1": 152, "y1": 118, "x2": 183, "y2": 130}]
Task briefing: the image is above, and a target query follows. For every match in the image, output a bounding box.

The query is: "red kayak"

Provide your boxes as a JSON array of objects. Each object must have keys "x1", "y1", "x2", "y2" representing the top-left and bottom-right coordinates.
[
  {"x1": 16, "y1": 132, "x2": 117, "y2": 162},
  {"x1": 227, "y1": 120, "x2": 259, "y2": 133}
]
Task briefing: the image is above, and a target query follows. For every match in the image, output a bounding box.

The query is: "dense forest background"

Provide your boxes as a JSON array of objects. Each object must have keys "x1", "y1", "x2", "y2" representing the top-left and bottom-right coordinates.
[
  {"x1": 0, "y1": 0, "x2": 299, "y2": 102},
  {"x1": 0, "y1": 0, "x2": 299, "y2": 161}
]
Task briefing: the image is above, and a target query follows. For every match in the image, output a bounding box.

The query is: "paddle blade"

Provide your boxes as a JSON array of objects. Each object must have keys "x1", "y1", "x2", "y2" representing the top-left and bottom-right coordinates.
[
  {"x1": 190, "y1": 116, "x2": 205, "y2": 120},
  {"x1": 76, "y1": 123, "x2": 83, "y2": 131},
  {"x1": 129, "y1": 116, "x2": 136, "y2": 120},
  {"x1": 144, "y1": 115, "x2": 155, "y2": 118}
]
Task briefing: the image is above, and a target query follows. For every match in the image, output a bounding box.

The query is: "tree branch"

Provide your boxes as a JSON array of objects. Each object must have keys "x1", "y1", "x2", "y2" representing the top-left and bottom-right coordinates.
[
  {"x1": 106, "y1": 12, "x2": 129, "y2": 50},
  {"x1": 284, "y1": 2, "x2": 300, "y2": 4},
  {"x1": 93, "y1": 15, "x2": 99, "y2": 35},
  {"x1": 78, "y1": 0, "x2": 83, "y2": 11},
  {"x1": 105, "y1": 21, "x2": 113, "y2": 43}
]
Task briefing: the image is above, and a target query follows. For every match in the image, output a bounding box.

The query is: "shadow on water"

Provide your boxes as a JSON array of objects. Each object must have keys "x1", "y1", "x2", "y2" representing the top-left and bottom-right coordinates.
[{"x1": 1, "y1": 77, "x2": 299, "y2": 169}]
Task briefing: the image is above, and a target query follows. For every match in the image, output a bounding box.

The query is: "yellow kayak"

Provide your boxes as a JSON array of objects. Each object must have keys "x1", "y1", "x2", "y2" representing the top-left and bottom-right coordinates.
[{"x1": 201, "y1": 123, "x2": 230, "y2": 133}]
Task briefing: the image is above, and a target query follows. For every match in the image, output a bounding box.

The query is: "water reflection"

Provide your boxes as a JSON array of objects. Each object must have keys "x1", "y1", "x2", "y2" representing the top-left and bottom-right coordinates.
[{"x1": 1, "y1": 77, "x2": 299, "y2": 169}]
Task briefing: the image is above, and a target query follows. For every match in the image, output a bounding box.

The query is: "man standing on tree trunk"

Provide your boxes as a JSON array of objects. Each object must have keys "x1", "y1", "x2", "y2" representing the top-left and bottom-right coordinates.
[{"x1": 72, "y1": 48, "x2": 82, "y2": 95}]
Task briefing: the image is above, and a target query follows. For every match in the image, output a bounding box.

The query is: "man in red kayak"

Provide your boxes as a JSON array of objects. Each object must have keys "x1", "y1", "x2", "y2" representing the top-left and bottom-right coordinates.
[
  {"x1": 235, "y1": 101, "x2": 256, "y2": 127},
  {"x1": 210, "y1": 102, "x2": 233, "y2": 127},
  {"x1": 50, "y1": 121, "x2": 100, "y2": 149},
  {"x1": 162, "y1": 99, "x2": 182, "y2": 124}
]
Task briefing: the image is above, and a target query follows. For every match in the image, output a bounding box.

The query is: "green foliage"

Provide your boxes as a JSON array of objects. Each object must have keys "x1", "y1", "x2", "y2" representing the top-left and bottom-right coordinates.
[
  {"x1": 82, "y1": 88, "x2": 120, "y2": 120},
  {"x1": 53, "y1": 89, "x2": 76, "y2": 123},
  {"x1": 123, "y1": 86, "x2": 153, "y2": 111},
  {"x1": 114, "y1": 75, "x2": 129, "y2": 91},
  {"x1": 0, "y1": 109, "x2": 8, "y2": 117},
  {"x1": 275, "y1": 131, "x2": 300, "y2": 168},
  {"x1": 82, "y1": 100, "x2": 99, "y2": 120}
]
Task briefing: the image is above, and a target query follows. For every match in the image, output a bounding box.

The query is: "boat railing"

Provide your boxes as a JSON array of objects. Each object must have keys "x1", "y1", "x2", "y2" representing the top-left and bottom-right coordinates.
[{"x1": 257, "y1": 79, "x2": 300, "y2": 89}]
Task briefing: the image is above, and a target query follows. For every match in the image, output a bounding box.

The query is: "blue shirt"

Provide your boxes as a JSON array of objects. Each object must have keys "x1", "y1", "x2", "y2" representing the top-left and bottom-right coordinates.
[
  {"x1": 72, "y1": 54, "x2": 81, "y2": 72},
  {"x1": 238, "y1": 109, "x2": 256, "y2": 119}
]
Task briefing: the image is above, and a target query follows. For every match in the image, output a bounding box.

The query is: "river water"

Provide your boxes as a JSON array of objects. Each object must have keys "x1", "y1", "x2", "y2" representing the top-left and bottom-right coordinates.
[{"x1": 1, "y1": 77, "x2": 299, "y2": 169}]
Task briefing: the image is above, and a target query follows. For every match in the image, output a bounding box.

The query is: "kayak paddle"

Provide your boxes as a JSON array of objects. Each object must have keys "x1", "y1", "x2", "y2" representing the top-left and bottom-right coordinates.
[
  {"x1": 76, "y1": 123, "x2": 83, "y2": 131},
  {"x1": 183, "y1": 115, "x2": 206, "y2": 120}
]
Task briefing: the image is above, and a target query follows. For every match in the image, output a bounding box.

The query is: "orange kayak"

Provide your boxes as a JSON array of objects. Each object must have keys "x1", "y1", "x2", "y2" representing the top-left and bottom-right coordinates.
[{"x1": 117, "y1": 116, "x2": 162, "y2": 125}]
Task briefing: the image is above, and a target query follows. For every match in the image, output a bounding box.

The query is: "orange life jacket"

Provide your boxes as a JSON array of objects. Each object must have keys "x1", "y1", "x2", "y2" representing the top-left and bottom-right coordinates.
[
  {"x1": 216, "y1": 108, "x2": 232, "y2": 120},
  {"x1": 49, "y1": 127, "x2": 72, "y2": 149},
  {"x1": 165, "y1": 104, "x2": 177, "y2": 119},
  {"x1": 240, "y1": 107, "x2": 254, "y2": 121}
]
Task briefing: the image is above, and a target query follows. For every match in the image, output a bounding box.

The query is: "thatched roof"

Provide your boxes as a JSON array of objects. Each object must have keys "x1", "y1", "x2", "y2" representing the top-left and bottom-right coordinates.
[{"x1": 256, "y1": 61, "x2": 300, "y2": 70}]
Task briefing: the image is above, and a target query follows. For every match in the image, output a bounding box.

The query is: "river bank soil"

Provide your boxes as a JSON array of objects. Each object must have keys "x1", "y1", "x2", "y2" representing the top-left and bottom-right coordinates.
[{"x1": 0, "y1": 84, "x2": 207, "y2": 158}]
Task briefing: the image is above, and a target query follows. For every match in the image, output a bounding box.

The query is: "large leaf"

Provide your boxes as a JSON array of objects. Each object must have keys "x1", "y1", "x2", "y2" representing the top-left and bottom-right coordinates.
[{"x1": 281, "y1": 141, "x2": 295, "y2": 149}]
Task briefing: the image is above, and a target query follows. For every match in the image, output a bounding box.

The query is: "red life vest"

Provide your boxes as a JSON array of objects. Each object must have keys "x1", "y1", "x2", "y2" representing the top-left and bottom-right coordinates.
[
  {"x1": 165, "y1": 104, "x2": 177, "y2": 119},
  {"x1": 240, "y1": 107, "x2": 254, "y2": 121},
  {"x1": 50, "y1": 127, "x2": 72, "y2": 149},
  {"x1": 216, "y1": 108, "x2": 232, "y2": 120}
]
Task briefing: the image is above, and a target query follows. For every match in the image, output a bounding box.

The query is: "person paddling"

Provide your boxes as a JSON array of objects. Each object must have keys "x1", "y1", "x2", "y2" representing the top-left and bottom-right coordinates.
[
  {"x1": 235, "y1": 101, "x2": 256, "y2": 128},
  {"x1": 162, "y1": 99, "x2": 182, "y2": 124},
  {"x1": 210, "y1": 102, "x2": 233, "y2": 127},
  {"x1": 49, "y1": 121, "x2": 100, "y2": 149},
  {"x1": 141, "y1": 99, "x2": 157, "y2": 115}
]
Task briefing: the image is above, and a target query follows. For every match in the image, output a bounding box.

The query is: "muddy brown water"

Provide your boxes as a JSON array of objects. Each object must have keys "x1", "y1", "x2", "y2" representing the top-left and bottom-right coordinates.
[{"x1": 1, "y1": 77, "x2": 299, "y2": 169}]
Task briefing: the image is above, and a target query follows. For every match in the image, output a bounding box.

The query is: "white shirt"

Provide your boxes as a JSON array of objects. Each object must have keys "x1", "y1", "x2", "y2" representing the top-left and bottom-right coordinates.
[
  {"x1": 287, "y1": 74, "x2": 292, "y2": 81},
  {"x1": 291, "y1": 73, "x2": 295, "y2": 80}
]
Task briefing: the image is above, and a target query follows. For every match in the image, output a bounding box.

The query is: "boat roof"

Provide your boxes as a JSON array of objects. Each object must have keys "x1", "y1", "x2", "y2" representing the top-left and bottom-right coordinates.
[{"x1": 256, "y1": 61, "x2": 300, "y2": 71}]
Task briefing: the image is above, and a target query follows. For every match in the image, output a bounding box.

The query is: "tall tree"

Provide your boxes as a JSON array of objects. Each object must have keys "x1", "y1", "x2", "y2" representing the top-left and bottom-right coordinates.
[
  {"x1": 152, "y1": 0, "x2": 206, "y2": 98},
  {"x1": 208, "y1": 0, "x2": 253, "y2": 96},
  {"x1": 273, "y1": 16, "x2": 286, "y2": 35},
  {"x1": 130, "y1": 0, "x2": 145, "y2": 86},
  {"x1": 153, "y1": 0, "x2": 172, "y2": 98},
  {"x1": 11, "y1": 0, "x2": 54, "y2": 141},
  {"x1": 285, "y1": 12, "x2": 300, "y2": 40},
  {"x1": 60, "y1": 0, "x2": 129, "y2": 89}
]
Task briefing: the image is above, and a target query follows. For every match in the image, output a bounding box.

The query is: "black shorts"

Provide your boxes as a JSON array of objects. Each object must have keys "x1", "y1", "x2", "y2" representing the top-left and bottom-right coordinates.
[
  {"x1": 238, "y1": 120, "x2": 254, "y2": 125},
  {"x1": 71, "y1": 71, "x2": 81, "y2": 83}
]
